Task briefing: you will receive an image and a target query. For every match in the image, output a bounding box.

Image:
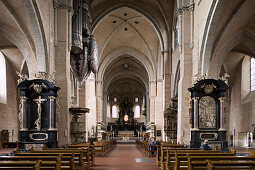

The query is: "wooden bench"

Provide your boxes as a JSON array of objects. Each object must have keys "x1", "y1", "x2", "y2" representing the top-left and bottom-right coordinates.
[
  {"x1": 0, "y1": 159, "x2": 63, "y2": 170},
  {"x1": 0, "y1": 155, "x2": 62, "y2": 166},
  {"x1": 157, "y1": 147, "x2": 198, "y2": 167},
  {"x1": 67, "y1": 143, "x2": 95, "y2": 166},
  {"x1": 14, "y1": 151, "x2": 81, "y2": 170},
  {"x1": 0, "y1": 160, "x2": 42, "y2": 170},
  {"x1": 43, "y1": 147, "x2": 94, "y2": 168},
  {"x1": 158, "y1": 145, "x2": 194, "y2": 169},
  {"x1": 29, "y1": 148, "x2": 90, "y2": 170},
  {"x1": 164, "y1": 149, "x2": 229, "y2": 170},
  {"x1": 207, "y1": 160, "x2": 255, "y2": 170},
  {"x1": 93, "y1": 140, "x2": 116, "y2": 156},
  {"x1": 165, "y1": 148, "x2": 236, "y2": 170},
  {"x1": 186, "y1": 155, "x2": 255, "y2": 170}
]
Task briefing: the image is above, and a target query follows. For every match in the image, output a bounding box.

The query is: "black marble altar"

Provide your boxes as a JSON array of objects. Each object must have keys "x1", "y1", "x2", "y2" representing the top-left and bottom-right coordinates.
[
  {"x1": 17, "y1": 79, "x2": 60, "y2": 149},
  {"x1": 188, "y1": 78, "x2": 228, "y2": 150}
]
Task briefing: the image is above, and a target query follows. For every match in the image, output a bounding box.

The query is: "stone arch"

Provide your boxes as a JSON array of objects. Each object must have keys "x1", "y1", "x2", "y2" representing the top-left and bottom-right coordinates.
[
  {"x1": 199, "y1": 0, "x2": 226, "y2": 75},
  {"x1": 103, "y1": 71, "x2": 149, "y2": 94},
  {"x1": 92, "y1": 3, "x2": 166, "y2": 51},
  {"x1": 23, "y1": 0, "x2": 48, "y2": 72},
  {"x1": 0, "y1": 27, "x2": 37, "y2": 76},
  {"x1": 210, "y1": 30, "x2": 255, "y2": 76},
  {"x1": 98, "y1": 46, "x2": 156, "y2": 82}
]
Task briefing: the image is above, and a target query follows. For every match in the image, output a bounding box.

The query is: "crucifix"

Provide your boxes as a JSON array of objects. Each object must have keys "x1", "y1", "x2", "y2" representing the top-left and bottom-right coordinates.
[{"x1": 33, "y1": 96, "x2": 47, "y2": 130}]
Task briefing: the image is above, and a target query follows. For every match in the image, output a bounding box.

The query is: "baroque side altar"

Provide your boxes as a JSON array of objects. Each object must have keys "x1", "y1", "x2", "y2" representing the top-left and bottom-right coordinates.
[{"x1": 17, "y1": 77, "x2": 60, "y2": 150}]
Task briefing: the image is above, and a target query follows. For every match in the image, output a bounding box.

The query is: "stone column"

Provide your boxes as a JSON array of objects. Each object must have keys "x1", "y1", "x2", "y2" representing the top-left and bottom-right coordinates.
[
  {"x1": 96, "y1": 80, "x2": 103, "y2": 123},
  {"x1": 177, "y1": 7, "x2": 193, "y2": 144},
  {"x1": 219, "y1": 97, "x2": 225, "y2": 130},
  {"x1": 48, "y1": 96, "x2": 56, "y2": 130},
  {"x1": 55, "y1": 0, "x2": 72, "y2": 145},
  {"x1": 192, "y1": 97, "x2": 199, "y2": 129},
  {"x1": 19, "y1": 96, "x2": 28, "y2": 131}
]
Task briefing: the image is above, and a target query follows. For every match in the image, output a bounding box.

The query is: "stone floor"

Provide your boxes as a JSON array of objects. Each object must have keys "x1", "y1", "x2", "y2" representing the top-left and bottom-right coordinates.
[
  {"x1": 91, "y1": 144, "x2": 160, "y2": 170},
  {"x1": 0, "y1": 148, "x2": 15, "y2": 155}
]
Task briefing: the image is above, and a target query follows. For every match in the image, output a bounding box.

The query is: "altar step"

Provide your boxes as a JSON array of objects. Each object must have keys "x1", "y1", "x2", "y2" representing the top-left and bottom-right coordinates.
[{"x1": 114, "y1": 137, "x2": 139, "y2": 144}]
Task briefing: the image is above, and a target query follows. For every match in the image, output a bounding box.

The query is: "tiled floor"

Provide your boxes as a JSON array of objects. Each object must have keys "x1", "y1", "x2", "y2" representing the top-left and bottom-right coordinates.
[{"x1": 91, "y1": 144, "x2": 160, "y2": 170}]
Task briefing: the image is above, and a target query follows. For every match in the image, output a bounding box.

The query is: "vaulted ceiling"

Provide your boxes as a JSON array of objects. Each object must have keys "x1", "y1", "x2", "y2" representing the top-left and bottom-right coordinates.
[{"x1": 91, "y1": 0, "x2": 174, "y2": 95}]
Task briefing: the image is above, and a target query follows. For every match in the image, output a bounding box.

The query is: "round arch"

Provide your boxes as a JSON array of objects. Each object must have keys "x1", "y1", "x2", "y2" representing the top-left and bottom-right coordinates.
[
  {"x1": 210, "y1": 30, "x2": 255, "y2": 76},
  {"x1": 0, "y1": 27, "x2": 37, "y2": 76},
  {"x1": 98, "y1": 46, "x2": 156, "y2": 82}
]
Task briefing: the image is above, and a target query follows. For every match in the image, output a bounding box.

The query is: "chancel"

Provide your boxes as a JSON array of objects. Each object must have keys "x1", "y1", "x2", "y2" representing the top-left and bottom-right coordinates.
[{"x1": 1, "y1": 0, "x2": 255, "y2": 169}]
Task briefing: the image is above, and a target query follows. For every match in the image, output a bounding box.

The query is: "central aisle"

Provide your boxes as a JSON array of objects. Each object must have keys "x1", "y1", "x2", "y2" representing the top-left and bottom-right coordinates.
[{"x1": 91, "y1": 144, "x2": 161, "y2": 170}]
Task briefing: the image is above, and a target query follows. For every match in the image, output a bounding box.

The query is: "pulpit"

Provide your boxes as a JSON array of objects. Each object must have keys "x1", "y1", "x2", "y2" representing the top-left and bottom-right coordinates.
[
  {"x1": 188, "y1": 78, "x2": 228, "y2": 150},
  {"x1": 69, "y1": 107, "x2": 89, "y2": 144},
  {"x1": 17, "y1": 79, "x2": 60, "y2": 149}
]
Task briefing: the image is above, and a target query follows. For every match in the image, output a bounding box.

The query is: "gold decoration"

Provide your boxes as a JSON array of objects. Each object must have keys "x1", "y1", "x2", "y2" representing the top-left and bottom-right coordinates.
[
  {"x1": 29, "y1": 83, "x2": 47, "y2": 93},
  {"x1": 16, "y1": 71, "x2": 28, "y2": 84}
]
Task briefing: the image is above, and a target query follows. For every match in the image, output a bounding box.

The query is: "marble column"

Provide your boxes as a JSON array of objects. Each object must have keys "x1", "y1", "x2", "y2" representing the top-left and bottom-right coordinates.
[
  {"x1": 219, "y1": 97, "x2": 225, "y2": 130},
  {"x1": 192, "y1": 97, "x2": 199, "y2": 130},
  {"x1": 19, "y1": 96, "x2": 28, "y2": 131},
  {"x1": 48, "y1": 96, "x2": 56, "y2": 130}
]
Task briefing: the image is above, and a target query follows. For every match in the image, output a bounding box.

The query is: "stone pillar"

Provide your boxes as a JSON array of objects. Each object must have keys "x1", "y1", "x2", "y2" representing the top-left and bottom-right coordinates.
[
  {"x1": 48, "y1": 96, "x2": 56, "y2": 130},
  {"x1": 55, "y1": 0, "x2": 72, "y2": 146},
  {"x1": 193, "y1": 97, "x2": 199, "y2": 129},
  {"x1": 149, "y1": 81, "x2": 156, "y2": 123},
  {"x1": 219, "y1": 97, "x2": 225, "y2": 130},
  {"x1": 19, "y1": 96, "x2": 28, "y2": 131},
  {"x1": 177, "y1": 7, "x2": 193, "y2": 145}
]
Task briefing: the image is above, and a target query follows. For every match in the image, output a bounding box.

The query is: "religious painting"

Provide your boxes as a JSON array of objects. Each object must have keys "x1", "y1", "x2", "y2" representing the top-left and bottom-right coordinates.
[{"x1": 199, "y1": 96, "x2": 216, "y2": 128}]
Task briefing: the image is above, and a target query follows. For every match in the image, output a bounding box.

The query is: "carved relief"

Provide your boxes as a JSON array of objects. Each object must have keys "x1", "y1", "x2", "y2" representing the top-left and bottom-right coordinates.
[{"x1": 199, "y1": 96, "x2": 216, "y2": 128}]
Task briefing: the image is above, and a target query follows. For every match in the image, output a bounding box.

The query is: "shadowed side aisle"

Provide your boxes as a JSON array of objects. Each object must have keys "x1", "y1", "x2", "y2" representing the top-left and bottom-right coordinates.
[{"x1": 91, "y1": 144, "x2": 160, "y2": 170}]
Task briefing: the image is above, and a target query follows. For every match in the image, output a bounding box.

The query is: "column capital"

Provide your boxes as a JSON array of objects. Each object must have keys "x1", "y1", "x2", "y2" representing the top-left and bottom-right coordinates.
[
  {"x1": 20, "y1": 96, "x2": 28, "y2": 101},
  {"x1": 48, "y1": 96, "x2": 56, "y2": 101},
  {"x1": 219, "y1": 97, "x2": 226, "y2": 102},
  {"x1": 53, "y1": 0, "x2": 60, "y2": 9},
  {"x1": 188, "y1": 3, "x2": 195, "y2": 12},
  {"x1": 192, "y1": 97, "x2": 199, "y2": 101}
]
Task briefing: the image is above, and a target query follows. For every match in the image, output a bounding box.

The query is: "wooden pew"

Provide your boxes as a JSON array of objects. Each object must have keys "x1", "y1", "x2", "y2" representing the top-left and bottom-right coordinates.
[
  {"x1": 14, "y1": 151, "x2": 78, "y2": 170},
  {"x1": 157, "y1": 147, "x2": 198, "y2": 167},
  {"x1": 165, "y1": 148, "x2": 235, "y2": 170},
  {"x1": 0, "y1": 160, "x2": 42, "y2": 170},
  {"x1": 67, "y1": 144, "x2": 95, "y2": 166},
  {"x1": 0, "y1": 159, "x2": 63, "y2": 170},
  {"x1": 207, "y1": 160, "x2": 255, "y2": 170},
  {"x1": 159, "y1": 146, "x2": 197, "y2": 169},
  {"x1": 29, "y1": 148, "x2": 89, "y2": 170},
  {"x1": 186, "y1": 155, "x2": 255, "y2": 170},
  {"x1": 43, "y1": 147, "x2": 93, "y2": 168},
  {"x1": 0, "y1": 155, "x2": 62, "y2": 170},
  {"x1": 93, "y1": 140, "x2": 116, "y2": 156},
  {"x1": 165, "y1": 149, "x2": 230, "y2": 170}
]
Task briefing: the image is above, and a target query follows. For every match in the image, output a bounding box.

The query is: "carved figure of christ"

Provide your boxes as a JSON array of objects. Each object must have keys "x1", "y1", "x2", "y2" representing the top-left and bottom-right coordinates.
[{"x1": 33, "y1": 96, "x2": 47, "y2": 130}]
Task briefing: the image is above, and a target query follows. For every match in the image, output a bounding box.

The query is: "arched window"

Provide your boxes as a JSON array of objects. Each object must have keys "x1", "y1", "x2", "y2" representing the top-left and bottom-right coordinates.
[
  {"x1": 134, "y1": 105, "x2": 140, "y2": 118},
  {"x1": 112, "y1": 105, "x2": 118, "y2": 118},
  {"x1": 0, "y1": 51, "x2": 7, "y2": 104},
  {"x1": 251, "y1": 57, "x2": 255, "y2": 91},
  {"x1": 173, "y1": 17, "x2": 180, "y2": 50},
  {"x1": 135, "y1": 97, "x2": 139, "y2": 102},
  {"x1": 107, "y1": 103, "x2": 111, "y2": 118}
]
